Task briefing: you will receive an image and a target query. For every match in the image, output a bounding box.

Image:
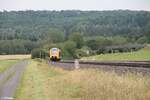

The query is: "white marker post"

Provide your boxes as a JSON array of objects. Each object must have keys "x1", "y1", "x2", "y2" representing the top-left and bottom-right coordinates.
[{"x1": 74, "y1": 59, "x2": 80, "y2": 69}]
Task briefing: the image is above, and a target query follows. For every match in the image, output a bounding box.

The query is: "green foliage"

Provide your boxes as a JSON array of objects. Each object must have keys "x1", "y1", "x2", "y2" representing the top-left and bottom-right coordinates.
[
  {"x1": 31, "y1": 48, "x2": 48, "y2": 59},
  {"x1": 111, "y1": 36, "x2": 128, "y2": 45},
  {"x1": 86, "y1": 39, "x2": 99, "y2": 50},
  {"x1": 137, "y1": 36, "x2": 150, "y2": 44},
  {"x1": 46, "y1": 28, "x2": 65, "y2": 43},
  {"x1": 85, "y1": 36, "x2": 112, "y2": 50},
  {"x1": 0, "y1": 10, "x2": 150, "y2": 58},
  {"x1": 63, "y1": 41, "x2": 77, "y2": 58},
  {"x1": 82, "y1": 46, "x2": 150, "y2": 61},
  {"x1": 69, "y1": 32, "x2": 84, "y2": 49},
  {"x1": 0, "y1": 40, "x2": 37, "y2": 54},
  {"x1": 75, "y1": 47, "x2": 90, "y2": 58},
  {"x1": 0, "y1": 10, "x2": 150, "y2": 42}
]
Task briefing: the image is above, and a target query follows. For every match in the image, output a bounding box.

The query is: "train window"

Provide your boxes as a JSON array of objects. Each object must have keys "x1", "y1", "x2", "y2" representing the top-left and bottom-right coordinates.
[{"x1": 52, "y1": 48, "x2": 58, "y2": 51}]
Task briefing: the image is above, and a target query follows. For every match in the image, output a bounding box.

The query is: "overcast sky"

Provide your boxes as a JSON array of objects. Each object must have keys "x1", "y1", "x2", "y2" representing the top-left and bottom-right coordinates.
[{"x1": 0, "y1": 0, "x2": 150, "y2": 11}]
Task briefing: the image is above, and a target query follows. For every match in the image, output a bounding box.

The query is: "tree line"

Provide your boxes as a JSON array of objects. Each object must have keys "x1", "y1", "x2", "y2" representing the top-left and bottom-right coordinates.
[
  {"x1": 0, "y1": 10, "x2": 150, "y2": 58},
  {"x1": 31, "y1": 30, "x2": 145, "y2": 59}
]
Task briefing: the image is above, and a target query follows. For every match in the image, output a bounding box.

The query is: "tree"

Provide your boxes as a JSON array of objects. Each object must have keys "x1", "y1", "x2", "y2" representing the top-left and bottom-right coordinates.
[
  {"x1": 46, "y1": 28, "x2": 65, "y2": 43},
  {"x1": 64, "y1": 41, "x2": 77, "y2": 58},
  {"x1": 86, "y1": 40, "x2": 99, "y2": 50},
  {"x1": 0, "y1": 10, "x2": 150, "y2": 55},
  {"x1": 137, "y1": 36, "x2": 149, "y2": 44},
  {"x1": 31, "y1": 48, "x2": 48, "y2": 59},
  {"x1": 69, "y1": 32, "x2": 84, "y2": 49},
  {"x1": 111, "y1": 36, "x2": 127, "y2": 45}
]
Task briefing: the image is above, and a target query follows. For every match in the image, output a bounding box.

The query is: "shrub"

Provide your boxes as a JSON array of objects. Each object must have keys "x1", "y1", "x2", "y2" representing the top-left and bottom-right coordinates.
[{"x1": 31, "y1": 48, "x2": 48, "y2": 59}]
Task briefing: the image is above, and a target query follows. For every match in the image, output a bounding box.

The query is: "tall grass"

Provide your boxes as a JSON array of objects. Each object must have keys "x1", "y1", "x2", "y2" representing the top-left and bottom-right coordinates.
[{"x1": 15, "y1": 60, "x2": 150, "y2": 100}]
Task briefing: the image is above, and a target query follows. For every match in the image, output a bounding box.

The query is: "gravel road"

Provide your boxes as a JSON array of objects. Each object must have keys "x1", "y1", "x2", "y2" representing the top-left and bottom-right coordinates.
[{"x1": 0, "y1": 60, "x2": 28, "y2": 100}]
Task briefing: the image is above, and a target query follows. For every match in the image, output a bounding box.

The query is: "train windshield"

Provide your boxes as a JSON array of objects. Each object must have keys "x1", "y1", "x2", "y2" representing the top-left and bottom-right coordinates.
[{"x1": 51, "y1": 48, "x2": 58, "y2": 51}]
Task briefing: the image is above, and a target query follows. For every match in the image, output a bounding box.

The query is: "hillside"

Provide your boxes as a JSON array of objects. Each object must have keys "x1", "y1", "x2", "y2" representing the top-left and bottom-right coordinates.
[
  {"x1": 0, "y1": 10, "x2": 150, "y2": 40},
  {"x1": 81, "y1": 46, "x2": 150, "y2": 61},
  {"x1": 0, "y1": 10, "x2": 150, "y2": 55}
]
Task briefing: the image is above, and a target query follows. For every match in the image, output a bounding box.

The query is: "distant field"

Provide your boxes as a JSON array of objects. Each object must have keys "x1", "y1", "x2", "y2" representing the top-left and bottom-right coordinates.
[
  {"x1": 0, "y1": 55, "x2": 31, "y2": 60},
  {"x1": 15, "y1": 60, "x2": 150, "y2": 100},
  {"x1": 0, "y1": 60, "x2": 19, "y2": 73},
  {"x1": 81, "y1": 46, "x2": 150, "y2": 61}
]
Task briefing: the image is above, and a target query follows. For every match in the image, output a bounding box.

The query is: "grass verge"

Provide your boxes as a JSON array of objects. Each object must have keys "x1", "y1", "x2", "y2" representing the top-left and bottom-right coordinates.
[
  {"x1": 81, "y1": 46, "x2": 150, "y2": 61},
  {"x1": 15, "y1": 60, "x2": 150, "y2": 100}
]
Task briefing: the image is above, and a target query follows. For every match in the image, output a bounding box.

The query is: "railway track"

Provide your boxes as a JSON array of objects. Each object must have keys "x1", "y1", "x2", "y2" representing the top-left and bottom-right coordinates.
[
  {"x1": 49, "y1": 60, "x2": 150, "y2": 75},
  {"x1": 59, "y1": 60, "x2": 150, "y2": 68}
]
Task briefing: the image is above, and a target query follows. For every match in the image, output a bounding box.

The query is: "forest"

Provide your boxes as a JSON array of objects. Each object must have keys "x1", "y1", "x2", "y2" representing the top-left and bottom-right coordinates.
[{"x1": 0, "y1": 10, "x2": 150, "y2": 58}]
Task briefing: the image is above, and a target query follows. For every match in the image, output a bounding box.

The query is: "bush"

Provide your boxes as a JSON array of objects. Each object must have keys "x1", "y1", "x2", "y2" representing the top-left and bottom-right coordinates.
[
  {"x1": 31, "y1": 48, "x2": 48, "y2": 59},
  {"x1": 75, "y1": 49, "x2": 87, "y2": 59},
  {"x1": 64, "y1": 41, "x2": 77, "y2": 58}
]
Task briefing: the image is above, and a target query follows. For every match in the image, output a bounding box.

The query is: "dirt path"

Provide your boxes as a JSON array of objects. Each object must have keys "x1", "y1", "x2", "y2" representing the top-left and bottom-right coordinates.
[{"x1": 0, "y1": 60, "x2": 28, "y2": 100}]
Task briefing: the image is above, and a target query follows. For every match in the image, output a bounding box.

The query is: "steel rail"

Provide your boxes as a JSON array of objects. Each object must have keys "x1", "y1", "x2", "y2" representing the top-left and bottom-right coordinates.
[{"x1": 59, "y1": 60, "x2": 150, "y2": 68}]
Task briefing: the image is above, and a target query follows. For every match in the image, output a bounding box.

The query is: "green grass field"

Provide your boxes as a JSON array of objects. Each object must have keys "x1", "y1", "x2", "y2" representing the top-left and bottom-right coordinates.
[
  {"x1": 15, "y1": 60, "x2": 150, "y2": 100},
  {"x1": 0, "y1": 60, "x2": 19, "y2": 73},
  {"x1": 81, "y1": 46, "x2": 150, "y2": 61}
]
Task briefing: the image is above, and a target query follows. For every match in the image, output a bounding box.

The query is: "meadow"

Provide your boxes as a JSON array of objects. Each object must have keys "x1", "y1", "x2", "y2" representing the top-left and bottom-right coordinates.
[
  {"x1": 0, "y1": 60, "x2": 19, "y2": 73},
  {"x1": 15, "y1": 60, "x2": 150, "y2": 100},
  {"x1": 0, "y1": 54, "x2": 30, "y2": 73},
  {"x1": 81, "y1": 46, "x2": 150, "y2": 61},
  {"x1": 0, "y1": 54, "x2": 31, "y2": 60}
]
